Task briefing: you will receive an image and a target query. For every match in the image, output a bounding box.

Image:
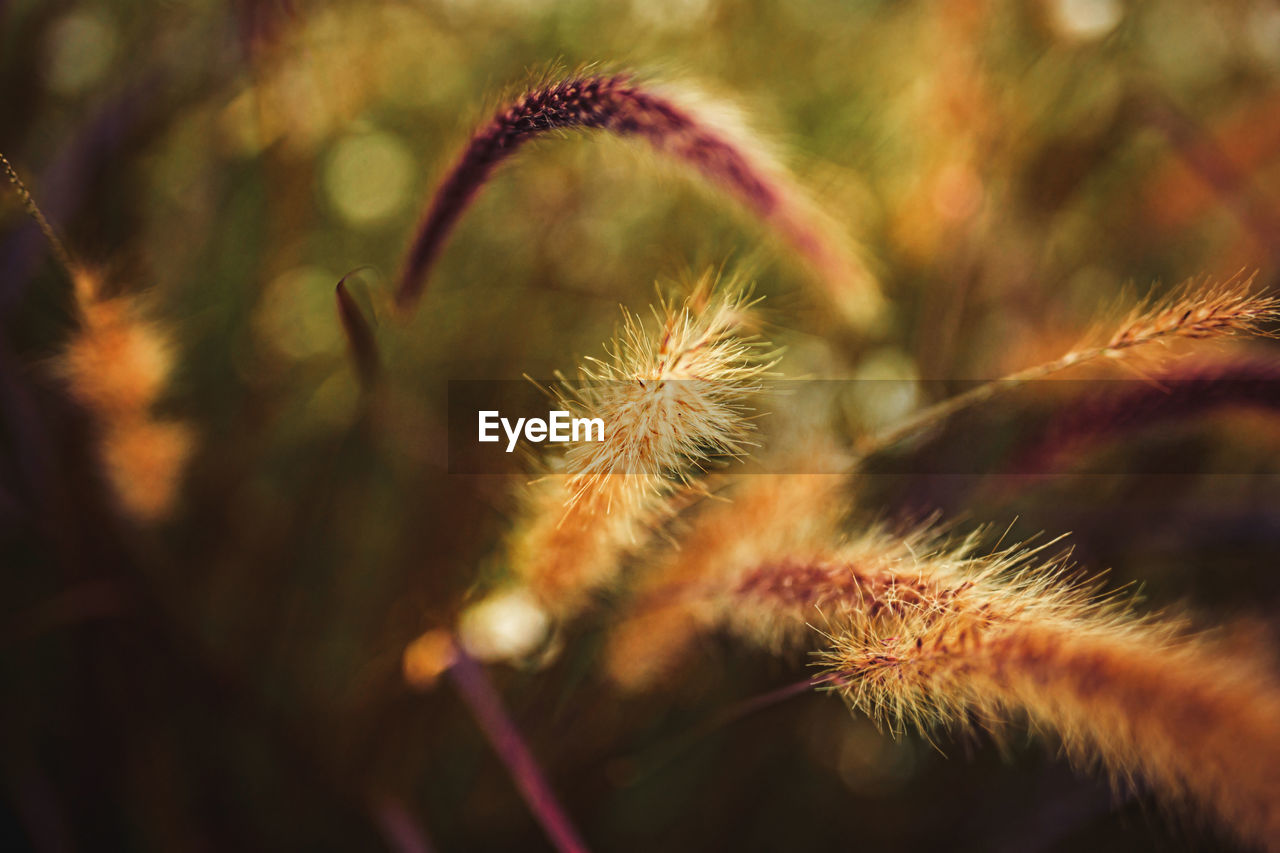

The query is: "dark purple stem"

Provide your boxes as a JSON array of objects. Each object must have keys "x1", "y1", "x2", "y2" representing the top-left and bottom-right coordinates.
[{"x1": 446, "y1": 643, "x2": 590, "y2": 853}]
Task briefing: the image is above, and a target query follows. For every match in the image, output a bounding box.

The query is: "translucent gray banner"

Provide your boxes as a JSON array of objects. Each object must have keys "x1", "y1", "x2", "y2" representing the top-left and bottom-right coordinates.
[{"x1": 446, "y1": 377, "x2": 1280, "y2": 475}]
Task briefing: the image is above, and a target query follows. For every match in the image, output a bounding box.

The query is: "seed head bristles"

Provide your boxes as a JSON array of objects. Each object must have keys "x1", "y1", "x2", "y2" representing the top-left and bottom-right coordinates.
[
  {"x1": 818, "y1": 563, "x2": 1280, "y2": 849},
  {"x1": 610, "y1": 491, "x2": 1280, "y2": 846},
  {"x1": 58, "y1": 267, "x2": 193, "y2": 522},
  {"x1": 607, "y1": 511, "x2": 1054, "y2": 686},
  {"x1": 0, "y1": 151, "x2": 76, "y2": 280},
  {"x1": 556, "y1": 282, "x2": 773, "y2": 507},
  {"x1": 606, "y1": 437, "x2": 852, "y2": 690},
  {"x1": 1105, "y1": 273, "x2": 1279, "y2": 348},
  {"x1": 506, "y1": 277, "x2": 773, "y2": 620},
  {"x1": 396, "y1": 73, "x2": 883, "y2": 327},
  {"x1": 858, "y1": 272, "x2": 1280, "y2": 458}
]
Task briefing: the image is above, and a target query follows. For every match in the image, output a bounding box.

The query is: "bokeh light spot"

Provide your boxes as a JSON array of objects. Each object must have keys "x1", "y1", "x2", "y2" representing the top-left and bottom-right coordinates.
[
  {"x1": 44, "y1": 11, "x2": 117, "y2": 95},
  {"x1": 848, "y1": 348, "x2": 921, "y2": 431},
  {"x1": 323, "y1": 129, "x2": 416, "y2": 227},
  {"x1": 458, "y1": 589, "x2": 550, "y2": 662},
  {"x1": 255, "y1": 266, "x2": 344, "y2": 361},
  {"x1": 1047, "y1": 0, "x2": 1123, "y2": 41}
]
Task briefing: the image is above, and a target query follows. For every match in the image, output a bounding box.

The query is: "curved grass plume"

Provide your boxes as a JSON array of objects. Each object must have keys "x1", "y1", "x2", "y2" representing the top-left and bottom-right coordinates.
[{"x1": 396, "y1": 73, "x2": 882, "y2": 326}]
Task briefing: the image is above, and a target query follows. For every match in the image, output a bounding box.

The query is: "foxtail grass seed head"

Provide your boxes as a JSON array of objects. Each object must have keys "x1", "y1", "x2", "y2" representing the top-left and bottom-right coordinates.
[
  {"x1": 61, "y1": 268, "x2": 172, "y2": 418},
  {"x1": 57, "y1": 266, "x2": 193, "y2": 522},
  {"x1": 859, "y1": 273, "x2": 1280, "y2": 458},
  {"x1": 3, "y1": 158, "x2": 193, "y2": 523},
  {"x1": 499, "y1": 275, "x2": 773, "y2": 625},
  {"x1": 613, "y1": 498, "x2": 1280, "y2": 849},
  {"x1": 606, "y1": 436, "x2": 853, "y2": 690},
  {"x1": 1103, "y1": 272, "x2": 1279, "y2": 351},
  {"x1": 99, "y1": 418, "x2": 195, "y2": 523},
  {"x1": 397, "y1": 73, "x2": 883, "y2": 328},
  {"x1": 817, "y1": 561, "x2": 1280, "y2": 849}
]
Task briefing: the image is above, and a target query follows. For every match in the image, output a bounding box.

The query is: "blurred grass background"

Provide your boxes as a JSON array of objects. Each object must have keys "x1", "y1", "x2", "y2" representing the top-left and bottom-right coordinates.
[{"x1": 3, "y1": 0, "x2": 1280, "y2": 849}]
